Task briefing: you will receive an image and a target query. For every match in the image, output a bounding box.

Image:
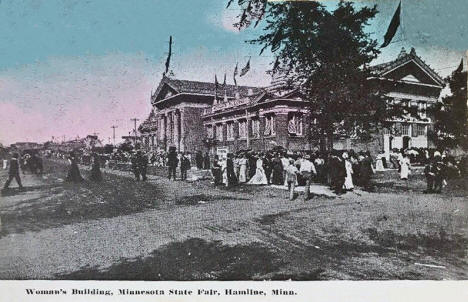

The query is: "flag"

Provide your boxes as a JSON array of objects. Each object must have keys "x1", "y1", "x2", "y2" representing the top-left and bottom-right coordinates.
[
  {"x1": 233, "y1": 62, "x2": 238, "y2": 86},
  {"x1": 223, "y1": 73, "x2": 226, "y2": 86},
  {"x1": 381, "y1": 1, "x2": 401, "y2": 48},
  {"x1": 454, "y1": 58, "x2": 464, "y2": 73},
  {"x1": 164, "y1": 36, "x2": 172, "y2": 75},
  {"x1": 240, "y1": 58, "x2": 250, "y2": 77}
]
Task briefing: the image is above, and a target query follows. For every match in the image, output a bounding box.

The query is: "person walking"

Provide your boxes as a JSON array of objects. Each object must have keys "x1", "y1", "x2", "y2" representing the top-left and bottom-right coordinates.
[
  {"x1": 137, "y1": 150, "x2": 148, "y2": 181},
  {"x1": 271, "y1": 153, "x2": 284, "y2": 185},
  {"x1": 211, "y1": 155, "x2": 222, "y2": 186},
  {"x1": 226, "y1": 153, "x2": 238, "y2": 187},
  {"x1": 433, "y1": 156, "x2": 445, "y2": 193},
  {"x1": 262, "y1": 154, "x2": 273, "y2": 185},
  {"x1": 399, "y1": 153, "x2": 411, "y2": 180},
  {"x1": 89, "y1": 152, "x2": 103, "y2": 182},
  {"x1": 424, "y1": 159, "x2": 435, "y2": 193},
  {"x1": 300, "y1": 154, "x2": 316, "y2": 200},
  {"x1": 285, "y1": 159, "x2": 299, "y2": 200},
  {"x1": 66, "y1": 151, "x2": 84, "y2": 183},
  {"x1": 195, "y1": 151, "x2": 203, "y2": 170},
  {"x1": 2, "y1": 153, "x2": 24, "y2": 190},
  {"x1": 247, "y1": 154, "x2": 268, "y2": 185},
  {"x1": 180, "y1": 153, "x2": 191, "y2": 180},
  {"x1": 203, "y1": 152, "x2": 211, "y2": 170},
  {"x1": 359, "y1": 151, "x2": 374, "y2": 191},
  {"x1": 343, "y1": 152, "x2": 354, "y2": 191},
  {"x1": 167, "y1": 147, "x2": 178, "y2": 180},
  {"x1": 131, "y1": 151, "x2": 141, "y2": 181},
  {"x1": 238, "y1": 154, "x2": 248, "y2": 183}
]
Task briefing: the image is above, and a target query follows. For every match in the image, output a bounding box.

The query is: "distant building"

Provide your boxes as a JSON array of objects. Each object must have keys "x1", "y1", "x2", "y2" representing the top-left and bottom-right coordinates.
[
  {"x1": 11, "y1": 142, "x2": 43, "y2": 150},
  {"x1": 140, "y1": 48, "x2": 444, "y2": 156}
]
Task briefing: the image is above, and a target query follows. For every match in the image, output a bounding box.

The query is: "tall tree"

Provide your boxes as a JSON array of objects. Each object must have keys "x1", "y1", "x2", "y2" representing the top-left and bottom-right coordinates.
[
  {"x1": 431, "y1": 63, "x2": 467, "y2": 149},
  {"x1": 228, "y1": 0, "x2": 403, "y2": 149}
]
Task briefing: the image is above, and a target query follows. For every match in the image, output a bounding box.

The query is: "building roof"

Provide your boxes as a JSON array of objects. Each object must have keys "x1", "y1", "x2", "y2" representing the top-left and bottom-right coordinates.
[
  {"x1": 138, "y1": 110, "x2": 158, "y2": 133},
  {"x1": 370, "y1": 47, "x2": 445, "y2": 86},
  {"x1": 152, "y1": 75, "x2": 264, "y2": 101}
]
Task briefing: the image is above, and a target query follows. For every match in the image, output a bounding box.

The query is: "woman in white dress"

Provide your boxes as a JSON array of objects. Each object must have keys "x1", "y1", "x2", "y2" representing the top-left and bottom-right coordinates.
[
  {"x1": 238, "y1": 155, "x2": 248, "y2": 183},
  {"x1": 399, "y1": 153, "x2": 411, "y2": 180},
  {"x1": 375, "y1": 152, "x2": 385, "y2": 171},
  {"x1": 220, "y1": 158, "x2": 228, "y2": 186},
  {"x1": 247, "y1": 157, "x2": 268, "y2": 185},
  {"x1": 343, "y1": 153, "x2": 354, "y2": 191}
]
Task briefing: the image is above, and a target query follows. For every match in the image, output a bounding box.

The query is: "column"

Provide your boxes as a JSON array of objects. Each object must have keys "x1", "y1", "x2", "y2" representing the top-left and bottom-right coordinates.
[
  {"x1": 174, "y1": 110, "x2": 180, "y2": 151},
  {"x1": 180, "y1": 109, "x2": 185, "y2": 152}
]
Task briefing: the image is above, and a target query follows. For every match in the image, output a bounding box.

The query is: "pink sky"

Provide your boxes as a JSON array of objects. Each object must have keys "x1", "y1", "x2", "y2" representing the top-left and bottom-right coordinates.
[{"x1": 0, "y1": 50, "x2": 272, "y2": 146}]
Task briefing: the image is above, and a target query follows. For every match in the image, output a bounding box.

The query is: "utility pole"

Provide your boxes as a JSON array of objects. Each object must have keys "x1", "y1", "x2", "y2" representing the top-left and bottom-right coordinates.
[
  {"x1": 111, "y1": 125, "x2": 118, "y2": 145},
  {"x1": 130, "y1": 118, "x2": 139, "y2": 144}
]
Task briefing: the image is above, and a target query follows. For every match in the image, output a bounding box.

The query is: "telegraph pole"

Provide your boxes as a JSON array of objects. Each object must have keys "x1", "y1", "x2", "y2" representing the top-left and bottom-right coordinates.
[
  {"x1": 130, "y1": 118, "x2": 139, "y2": 144},
  {"x1": 111, "y1": 125, "x2": 118, "y2": 145}
]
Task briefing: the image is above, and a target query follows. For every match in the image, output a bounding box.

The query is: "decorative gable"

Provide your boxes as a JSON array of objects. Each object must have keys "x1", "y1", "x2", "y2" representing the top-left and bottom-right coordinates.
[{"x1": 371, "y1": 47, "x2": 445, "y2": 88}]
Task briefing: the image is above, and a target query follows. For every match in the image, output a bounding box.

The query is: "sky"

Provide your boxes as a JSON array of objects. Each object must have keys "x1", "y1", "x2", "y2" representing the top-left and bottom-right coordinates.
[{"x1": 0, "y1": 0, "x2": 467, "y2": 145}]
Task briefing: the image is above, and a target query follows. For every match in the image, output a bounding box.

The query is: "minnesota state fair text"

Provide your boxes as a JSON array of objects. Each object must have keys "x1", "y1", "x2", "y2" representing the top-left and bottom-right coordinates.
[{"x1": 25, "y1": 288, "x2": 298, "y2": 296}]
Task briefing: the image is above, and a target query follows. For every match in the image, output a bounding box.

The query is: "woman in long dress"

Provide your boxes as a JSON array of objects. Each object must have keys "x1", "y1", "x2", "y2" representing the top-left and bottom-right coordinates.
[
  {"x1": 374, "y1": 151, "x2": 384, "y2": 172},
  {"x1": 399, "y1": 153, "x2": 411, "y2": 180},
  {"x1": 271, "y1": 154, "x2": 284, "y2": 185},
  {"x1": 238, "y1": 155, "x2": 248, "y2": 183},
  {"x1": 89, "y1": 153, "x2": 103, "y2": 182},
  {"x1": 247, "y1": 156, "x2": 268, "y2": 185},
  {"x1": 343, "y1": 153, "x2": 354, "y2": 191},
  {"x1": 66, "y1": 152, "x2": 84, "y2": 183}
]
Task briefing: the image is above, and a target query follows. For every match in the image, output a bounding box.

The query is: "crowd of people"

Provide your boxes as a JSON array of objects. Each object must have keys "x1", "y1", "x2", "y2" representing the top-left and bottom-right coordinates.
[{"x1": 2, "y1": 146, "x2": 467, "y2": 200}]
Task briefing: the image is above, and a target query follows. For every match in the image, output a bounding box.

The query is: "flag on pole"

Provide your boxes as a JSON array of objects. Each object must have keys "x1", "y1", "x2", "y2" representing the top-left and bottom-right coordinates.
[
  {"x1": 381, "y1": 1, "x2": 401, "y2": 48},
  {"x1": 223, "y1": 73, "x2": 226, "y2": 86},
  {"x1": 164, "y1": 36, "x2": 173, "y2": 75},
  {"x1": 240, "y1": 58, "x2": 251, "y2": 77},
  {"x1": 233, "y1": 62, "x2": 238, "y2": 86}
]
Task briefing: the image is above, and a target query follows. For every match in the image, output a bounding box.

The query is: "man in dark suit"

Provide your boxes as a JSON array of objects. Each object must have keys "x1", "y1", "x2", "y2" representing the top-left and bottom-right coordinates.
[
  {"x1": 167, "y1": 147, "x2": 178, "y2": 180},
  {"x1": 3, "y1": 153, "x2": 24, "y2": 190}
]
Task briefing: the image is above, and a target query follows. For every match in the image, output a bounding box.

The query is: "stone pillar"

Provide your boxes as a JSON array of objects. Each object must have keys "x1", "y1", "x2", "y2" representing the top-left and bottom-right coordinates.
[
  {"x1": 180, "y1": 109, "x2": 185, "y2": 152},
  {"x1": 246, "y1": 118, "x2": 251, "y2": 149},
  {"x1": 174, "y1": 110, "x2": 180, "y2": 151},
  {"x1": 162, "y1": 114, "x2": 167, "y2": 151},
  {"x1": 165, "y1": 112, "x2": 171, "y2": 151}
]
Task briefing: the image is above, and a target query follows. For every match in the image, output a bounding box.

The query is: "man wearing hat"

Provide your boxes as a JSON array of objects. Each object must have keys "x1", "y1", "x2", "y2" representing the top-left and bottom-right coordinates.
[{"x1": 3, "y1": 153, "x2": 24, "y2": 190}]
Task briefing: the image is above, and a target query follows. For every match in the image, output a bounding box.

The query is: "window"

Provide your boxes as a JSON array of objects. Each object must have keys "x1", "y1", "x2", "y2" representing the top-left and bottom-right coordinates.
[
  {"x1": 206, "y1": 125, "x2": 214, "y2": 139},
  {"x1": 251, "y1": 118, "x2": 260, "y2": 138},
  {"x1": 216, "y1": 124, "x2": 223, "y2": 141},
  {"x1": 227, "y1": 122, "x2": 234, "y2": 140},
  {"x1": 416, "y1": 124, "x2": 427, "y2": 136},
  {"x1": 264, "y1": 115, "x2": 276, "y2": 136},
  {"x1": 288, "y1": 113, "x2": 303, "y2": 136},
  {"x1": 238, "y1": 120, "x2": 247, "y2": 139},
  {"x1": 401, "y1": 123, "x2": 410, "y2": 136}
]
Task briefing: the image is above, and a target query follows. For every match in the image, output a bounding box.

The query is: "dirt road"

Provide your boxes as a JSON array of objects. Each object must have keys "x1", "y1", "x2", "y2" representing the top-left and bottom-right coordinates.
[{"x1": 0, "y1": 160, "x2": 466, "y2": 280}]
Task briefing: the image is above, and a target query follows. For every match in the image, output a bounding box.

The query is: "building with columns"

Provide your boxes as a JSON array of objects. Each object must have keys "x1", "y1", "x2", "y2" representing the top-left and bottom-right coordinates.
[
  {"x1": 149, "y1": 76, "x2": 261, "y2": 152},
  {"x1": 140, "y1": 48, "x2": 444, "y2": 156}
]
